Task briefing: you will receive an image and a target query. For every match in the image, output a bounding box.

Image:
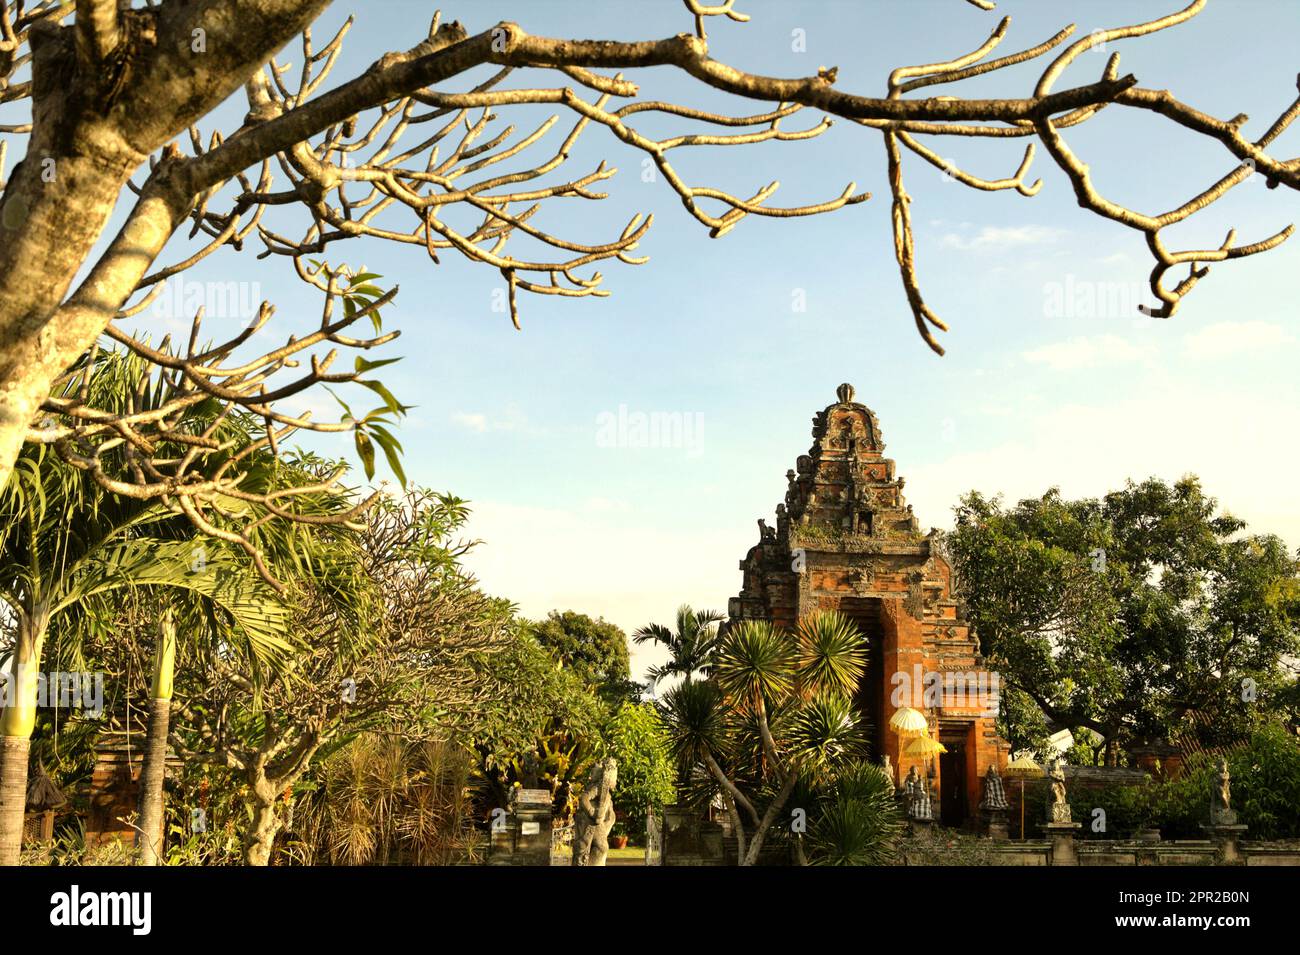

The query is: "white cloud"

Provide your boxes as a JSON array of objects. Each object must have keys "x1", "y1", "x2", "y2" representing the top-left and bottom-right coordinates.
[
  {"x1": 584, "y1": 496, "x2": 631, "y2": 513},
  {"x1": 450, "y1": 412, "x2": 490, "y2": 432},
  {"x1": 938, "y1": 225, "x2": 1065, "y2": 252},
  {"x1": 449, "y1": 404, "x2": 534, "y2": 434},
  {"x1": 1182, "y1": 321, "x2": 1294, "y2": 360},
  {"x1": 1021, "y1": 334, "x2": 1150, "y2": 371},
  {"x1": 278, "y1": 392, "x2": 341, "y2": 422},
  {"x1": 461, "y1": 499, "x2": 743, "y2": 682},
  {"x1": 1095, "y1": 251, "x2": 1133, "y2": 266},
  {"x1": 906, "y1": 391, "x2": 1300, "y2": 553}
]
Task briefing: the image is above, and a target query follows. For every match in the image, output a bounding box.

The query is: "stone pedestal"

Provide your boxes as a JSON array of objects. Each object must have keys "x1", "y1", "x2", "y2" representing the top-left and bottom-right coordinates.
[
  {"x1": 700, "y1": 821, "x2": 724, "y2": 862},
  {"x1": 513, "y1": 789, "x2": 553, "y2": 866},
  {"x1": 1043, "y1": 821, "x2": 1082, "y2": 865},
  {"x1": 908, "y1": 816, "x2": 936, "y2": 839},
  {"x1": 1202, "y1": 824, "x2": 1248, "y2": 865},
  {"x1": 489, "y1": 789, "x2": 554, "y2": 866},
  {"x1": 983, "y1": 808, "x2": 1009, "y2": 841},
  {"x1": 662, "y1": 806, "x2": 703, "y2": 866}
]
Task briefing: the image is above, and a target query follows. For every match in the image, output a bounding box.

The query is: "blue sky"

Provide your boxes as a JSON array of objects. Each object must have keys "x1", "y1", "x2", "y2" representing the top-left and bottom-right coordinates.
[{"x1": 29, "y1": 0, "x2": 1299, "y2": 680}]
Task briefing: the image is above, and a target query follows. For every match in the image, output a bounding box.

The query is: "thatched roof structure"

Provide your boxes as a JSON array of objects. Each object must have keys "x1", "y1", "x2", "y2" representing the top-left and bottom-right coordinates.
[{"x1": 25, "y1": 761, "x2": 68, "y2": 813}]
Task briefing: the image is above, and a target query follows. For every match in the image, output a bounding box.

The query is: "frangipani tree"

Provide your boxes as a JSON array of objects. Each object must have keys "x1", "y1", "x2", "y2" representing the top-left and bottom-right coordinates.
[
  {"x1": 171, "y1": 486, "x2": 515, "y2": 865},
  {"x1": 0, "y1": 0, "x2": 1296, "y2": 495}
]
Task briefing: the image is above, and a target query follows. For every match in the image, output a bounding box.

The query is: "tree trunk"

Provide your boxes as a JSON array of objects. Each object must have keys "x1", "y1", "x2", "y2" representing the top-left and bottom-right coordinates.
[
  {"x1": 741, "y1": 774, "x2": 797, "y2": 867},
  {"x1": 136, "y1": 699, "x2": 171, "y2": 866},
  {"x1": 0, "y1": 737, "x2": 30, "y2": 866},
  {"x1": 136, "y1": 609, "x2": 177, "y2": 866},
  {"x1": 0, "y1": 0, "x2": 333, "y2": 489},
  {"x1": 719, "y1": 790, "x2": 747, "y2": 866},
  {"x1": 0, "y1": 606, "x2": 49, "y2": 866},
  {"x1": 704, "y1": 756, "x2": 748, "y2": 864},
  {"x1": 244, "y1": 797, "x2": 281, "y2": 867}
]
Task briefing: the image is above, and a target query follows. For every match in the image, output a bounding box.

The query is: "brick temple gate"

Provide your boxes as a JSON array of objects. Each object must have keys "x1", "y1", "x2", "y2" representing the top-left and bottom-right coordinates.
[{"x1": 726, "y1": 383, "x2": 1005, "y2": 826}]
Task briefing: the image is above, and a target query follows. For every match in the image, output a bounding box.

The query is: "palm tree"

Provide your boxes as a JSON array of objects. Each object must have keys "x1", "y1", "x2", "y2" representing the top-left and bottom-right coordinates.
[
  {"x1": 10, "y1": 347, "x2": 361, "y2": 866},
  {"x1": 136, "y1": 602, "x2": 178, "y2": 866},
  {"x1": 633, "y1": 605, "x2": 725, "y2": 687},
  {"x1": 0, "y1": 447, "x2": 290, "y2": 865}
]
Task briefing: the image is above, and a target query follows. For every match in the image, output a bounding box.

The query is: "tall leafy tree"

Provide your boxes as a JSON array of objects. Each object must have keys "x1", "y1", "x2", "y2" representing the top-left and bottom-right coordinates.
[
  {"x1": 529, "y1": 610, "x2": 639, "y2": 705},
  {"x1": 171, "y1": 487, "x2": 513, "y2": 865},
  {"x1": 133, "y1": 448, "x2": 366, "y2": 866},
  {"x1": 950, "y1": 477, "x2": 1300, "y2": 764},
  {"x1": 469, "y1": 627, "x2": 605, "y2": 819},
  {"x1": 604, "y1": 702, "x2": 676, "y2": 836}
]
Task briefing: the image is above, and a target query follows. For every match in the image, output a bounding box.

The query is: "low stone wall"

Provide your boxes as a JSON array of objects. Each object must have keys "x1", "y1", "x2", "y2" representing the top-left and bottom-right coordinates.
[{"x1": 914, "y1": 838, "x2": 1300, "y2": 866}]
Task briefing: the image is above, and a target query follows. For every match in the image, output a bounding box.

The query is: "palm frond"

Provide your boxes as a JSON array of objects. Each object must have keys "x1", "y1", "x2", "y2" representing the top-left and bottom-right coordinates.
[
  {"x1": 795, "y1": 610, "x2": 868, "y2": 698},
  {"x1": 713, "y1": 619, "x2": 794, "y2": 706}
]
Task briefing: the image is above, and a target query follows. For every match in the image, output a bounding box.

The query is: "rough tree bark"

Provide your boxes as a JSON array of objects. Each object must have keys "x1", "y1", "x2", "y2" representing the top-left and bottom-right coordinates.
[
  {"x1": 0, "y1": 603, "x2": 50, "y2": 866},
  {"x1": 0, "y1": 737, "x2": 29, "y2": 865},
  {"x1": 136, "y1": 607, "x2": 177, "y2": 866},
  {"x1": 0, "y1": 0, "x2": 330, "y2": 489},
  {"x1": 244, "y1": 783, "x2": 282, "y2": 867}
]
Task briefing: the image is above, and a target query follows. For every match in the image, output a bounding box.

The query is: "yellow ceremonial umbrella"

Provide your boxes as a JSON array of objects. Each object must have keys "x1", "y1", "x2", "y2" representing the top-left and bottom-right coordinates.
[
  {"x1": 1002, "y1": 753, "x2": 1045, "y2": 840},
  {"x1": 904, "y1": 734, "x2": 947, "y2": 759},
  {"x1": 889, "y1": 706, "x2": 929, "y2": 738}
]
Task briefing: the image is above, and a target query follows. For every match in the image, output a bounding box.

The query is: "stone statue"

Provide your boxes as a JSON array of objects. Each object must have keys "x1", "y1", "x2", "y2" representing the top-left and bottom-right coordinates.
[
  {"x1": 572, "y1": 757, "x2": 618, "y2": 866},
  {"x1": 980, "y1": 765, "x2": 1007, "y2": 811},
  {"x1": 1210, "y1": 757, "x2": 1237, "y2": 826},
  {"x1": 904, "y1": 765, "x2": 931, "y2": 820},
  {"x1": 1046, "y1": 757, "x2": 1073, "y2": 823},
  {"x1": 980, "y1": 764, "x2": 1010, "y2": 839},
  {"x1": 881, "y1": 755, "x2": 895, "y2": 789}
]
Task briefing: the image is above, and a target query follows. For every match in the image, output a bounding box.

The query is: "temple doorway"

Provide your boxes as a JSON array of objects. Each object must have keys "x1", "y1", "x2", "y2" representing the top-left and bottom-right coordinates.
[
  {"x1": 939, "y1": 743, "x2": 968, "y2": 827},
  {"x1": 843, "y1": 597, "x2": 885, "y2": 760}
]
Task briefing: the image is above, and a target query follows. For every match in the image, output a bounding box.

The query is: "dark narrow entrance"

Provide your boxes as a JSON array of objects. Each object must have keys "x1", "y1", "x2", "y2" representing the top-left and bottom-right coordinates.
[
  {"x1": 939, "y1": 744, "x2": 967, "y2": 827},
  {"x1": 842, "y1": 597, "x2": 885, "y2": 760}
]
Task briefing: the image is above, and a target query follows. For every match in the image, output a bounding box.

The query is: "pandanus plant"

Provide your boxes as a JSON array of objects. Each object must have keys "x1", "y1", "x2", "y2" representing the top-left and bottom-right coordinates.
[{"x1": 660, "y1": 610, "x2": 897, "y2": 865}]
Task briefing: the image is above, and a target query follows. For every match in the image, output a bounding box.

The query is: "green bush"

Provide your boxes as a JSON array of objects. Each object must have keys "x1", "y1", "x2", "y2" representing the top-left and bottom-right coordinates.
[
  {"x1": 1075, "y1": 782, "x2": 1150, "y2": 839},
  {"x1": 807, "y1": 761, "x2": 904, "y2": 866},
  {"x1": 605, "y1": 703, "x2": 676, "y2": 837},
  {"x1": 1151, "y1": 726, "x2": 1300, "y2": 839}
]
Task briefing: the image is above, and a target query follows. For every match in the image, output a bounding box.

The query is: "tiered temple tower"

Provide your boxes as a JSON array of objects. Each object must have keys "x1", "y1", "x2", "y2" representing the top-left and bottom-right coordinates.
[{"x1": 727, "y1": 383, "x2": 1005, "y2": 827}]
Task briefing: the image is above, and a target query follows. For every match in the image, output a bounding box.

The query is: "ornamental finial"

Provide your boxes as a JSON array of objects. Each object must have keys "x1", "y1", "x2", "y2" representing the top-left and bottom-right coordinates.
[{"x1": 836, "y1": 382, "x2": 855, "y2": 404}]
